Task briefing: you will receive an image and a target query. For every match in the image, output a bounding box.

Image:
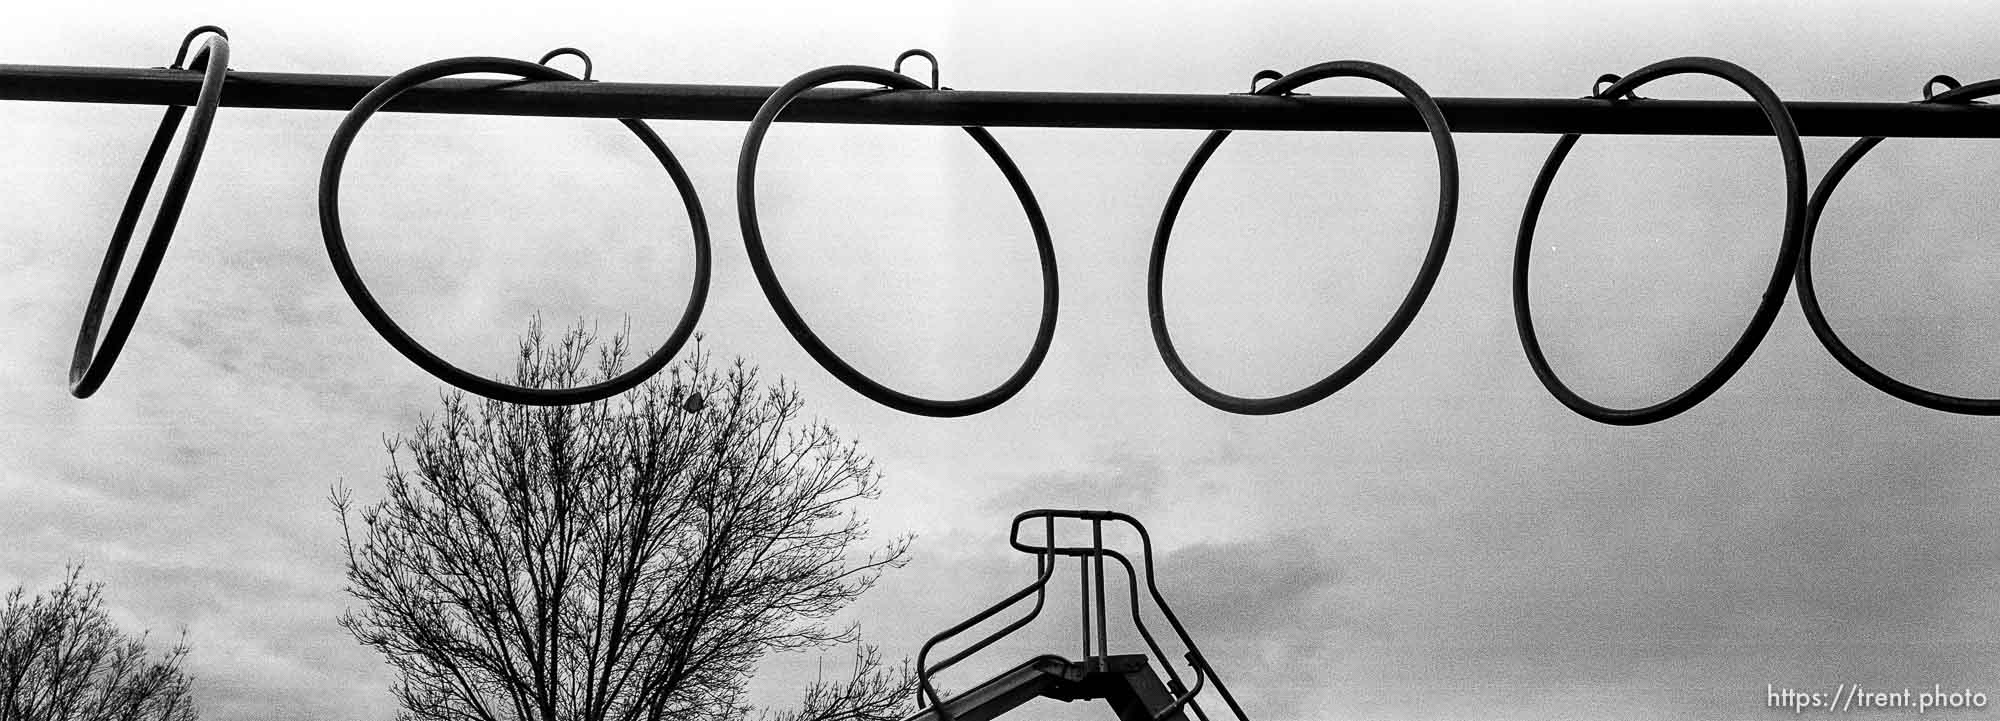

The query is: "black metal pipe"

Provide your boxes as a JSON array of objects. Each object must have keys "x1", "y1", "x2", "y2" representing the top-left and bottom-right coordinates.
[
  {"x1": 1091, "y1": 519, "x2": 1108, "y2": 664},
  {"x1": 4, "y1": 63, "x2": 1999, "y2": 136}
]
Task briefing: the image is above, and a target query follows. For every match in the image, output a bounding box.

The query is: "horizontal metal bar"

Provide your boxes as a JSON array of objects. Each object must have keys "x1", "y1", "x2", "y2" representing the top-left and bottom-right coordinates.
[{"x1": 4, "y1": 63, "x2": 1998, "y2": 137}]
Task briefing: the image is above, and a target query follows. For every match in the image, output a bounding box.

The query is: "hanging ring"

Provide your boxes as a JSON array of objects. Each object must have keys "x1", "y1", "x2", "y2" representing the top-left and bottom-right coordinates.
[
  {"x1": 70, "y1": 26, "x2": 230, "y2": 398},
  {"x1": 537, "y1": 47, "x2": 593, "y2": 80},
  {"x1": 1793, "y1": 75, "x2": 2000, "y2": 414},
  {"x1": 318, "y1": 56, "x2": 711, "y2": 406},
  {"x1": 1513, "y1": 57, "x2": 1808, "y2": 425},
  {"x1": 1149, "y1": 60, "x2": 1460, "y2": 415},
  {"x1": 893, "y1": 49, "x2": 941, "y2": 89},
  {"x1": 736, "y1": 62, "x2": 1059, "y2": 417}
]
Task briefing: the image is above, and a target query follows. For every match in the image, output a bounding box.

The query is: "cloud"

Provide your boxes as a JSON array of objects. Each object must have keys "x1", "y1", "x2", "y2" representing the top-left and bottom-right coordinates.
[{"x1": 980, "y1": 450, "x2": 1169, "y2": 517}]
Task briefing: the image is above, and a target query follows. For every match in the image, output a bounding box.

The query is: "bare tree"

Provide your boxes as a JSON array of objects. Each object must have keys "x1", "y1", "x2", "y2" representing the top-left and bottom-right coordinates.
[
  {"x1": 333, "y1": 322, "x2": 916, "y2": 721},
  {"x1": 0, "y1": 566, "x2": 197, "y2": 721}
]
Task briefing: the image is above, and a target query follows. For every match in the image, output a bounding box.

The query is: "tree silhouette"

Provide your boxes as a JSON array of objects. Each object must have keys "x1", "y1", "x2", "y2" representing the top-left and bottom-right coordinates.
[
  {"x1": 0, "y1": 566, "x2": 197, "y2": 721},
  {"x1": 333, "y1": 323, "x2": 915, "y2": 721}
]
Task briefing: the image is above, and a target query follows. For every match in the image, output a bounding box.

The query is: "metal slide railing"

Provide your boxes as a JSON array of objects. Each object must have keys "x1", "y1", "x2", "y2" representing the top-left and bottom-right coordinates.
[{"x1": 914, "y1": 510, "x2": 1249, "y2": 721}]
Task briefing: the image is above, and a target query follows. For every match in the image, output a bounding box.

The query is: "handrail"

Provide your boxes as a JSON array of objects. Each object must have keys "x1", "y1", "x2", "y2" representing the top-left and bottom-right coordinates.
[
  {"x1": 978, "y1": 509, "x2": 1249, "y2": 721},
  {"x1": 915, "y1": 516, "x2": 1059, "y2": 716}
]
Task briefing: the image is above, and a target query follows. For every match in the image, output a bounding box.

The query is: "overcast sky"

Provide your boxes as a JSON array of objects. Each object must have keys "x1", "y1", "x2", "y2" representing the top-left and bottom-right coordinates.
[{"x1": 5, "y1": 1, "x2": 2000, "y2": 720}]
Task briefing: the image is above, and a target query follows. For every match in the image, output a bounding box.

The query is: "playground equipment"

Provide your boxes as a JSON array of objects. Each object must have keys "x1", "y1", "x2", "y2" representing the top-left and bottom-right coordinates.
[
  {"x1": 908, "y1": 510, "x2": 1247, "y2": 721},
  {"x1": 10, "y1": 27, "x2": 2000, "y2": 421}
]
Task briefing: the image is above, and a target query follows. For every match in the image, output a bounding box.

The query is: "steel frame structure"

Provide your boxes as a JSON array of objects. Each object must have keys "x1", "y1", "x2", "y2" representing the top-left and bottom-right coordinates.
[
  {"x1": 4, "y1": 62, "x2": 1999, "y2": 135},
  {"x1": 10, "y1": 32, "x2": 1998, "y2": 422}
]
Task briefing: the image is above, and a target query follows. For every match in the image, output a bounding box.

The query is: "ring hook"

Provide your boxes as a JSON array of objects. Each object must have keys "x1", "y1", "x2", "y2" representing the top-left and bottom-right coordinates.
[
  {"x1": 1249, "y1": 69, "x2": 1285, "y2": 94},
  {"x1": 1923, "y1": 74, "x2": 1962, "y2": 100},
  {"x1": 894, "y1": 49, "x2": 941, "y2": 89},
  {"x1": 538, "y1": 47, "x2": 593, "y2": 80},
  {"x1": 171, "y1": 25, "x2": 228, "y2": 69},
  {"x1": 1591, "y1": 73, "x2": 1646, "y2": 100}
]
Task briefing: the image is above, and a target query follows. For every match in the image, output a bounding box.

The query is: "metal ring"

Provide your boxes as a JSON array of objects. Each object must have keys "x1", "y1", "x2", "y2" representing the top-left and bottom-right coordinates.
[
  {"x1": 1149, "y1": 60, "x2": 1459, "y2": 415},
  {"x1": 1514, "y1": 57, "x2": 1808, "y2": 425},
  {"x1": 736, "y1": 64, "x2": 1059, "y2": 418},
  {"x1": 1794, "y1": 77, "x2": 2000, "y2": 415},
  {"x1": 319, "y1": 56, "x2": 711, "y2": 406},
  {"x1": 70, "y1": 28, "x2": 230, "y2": 398}
]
